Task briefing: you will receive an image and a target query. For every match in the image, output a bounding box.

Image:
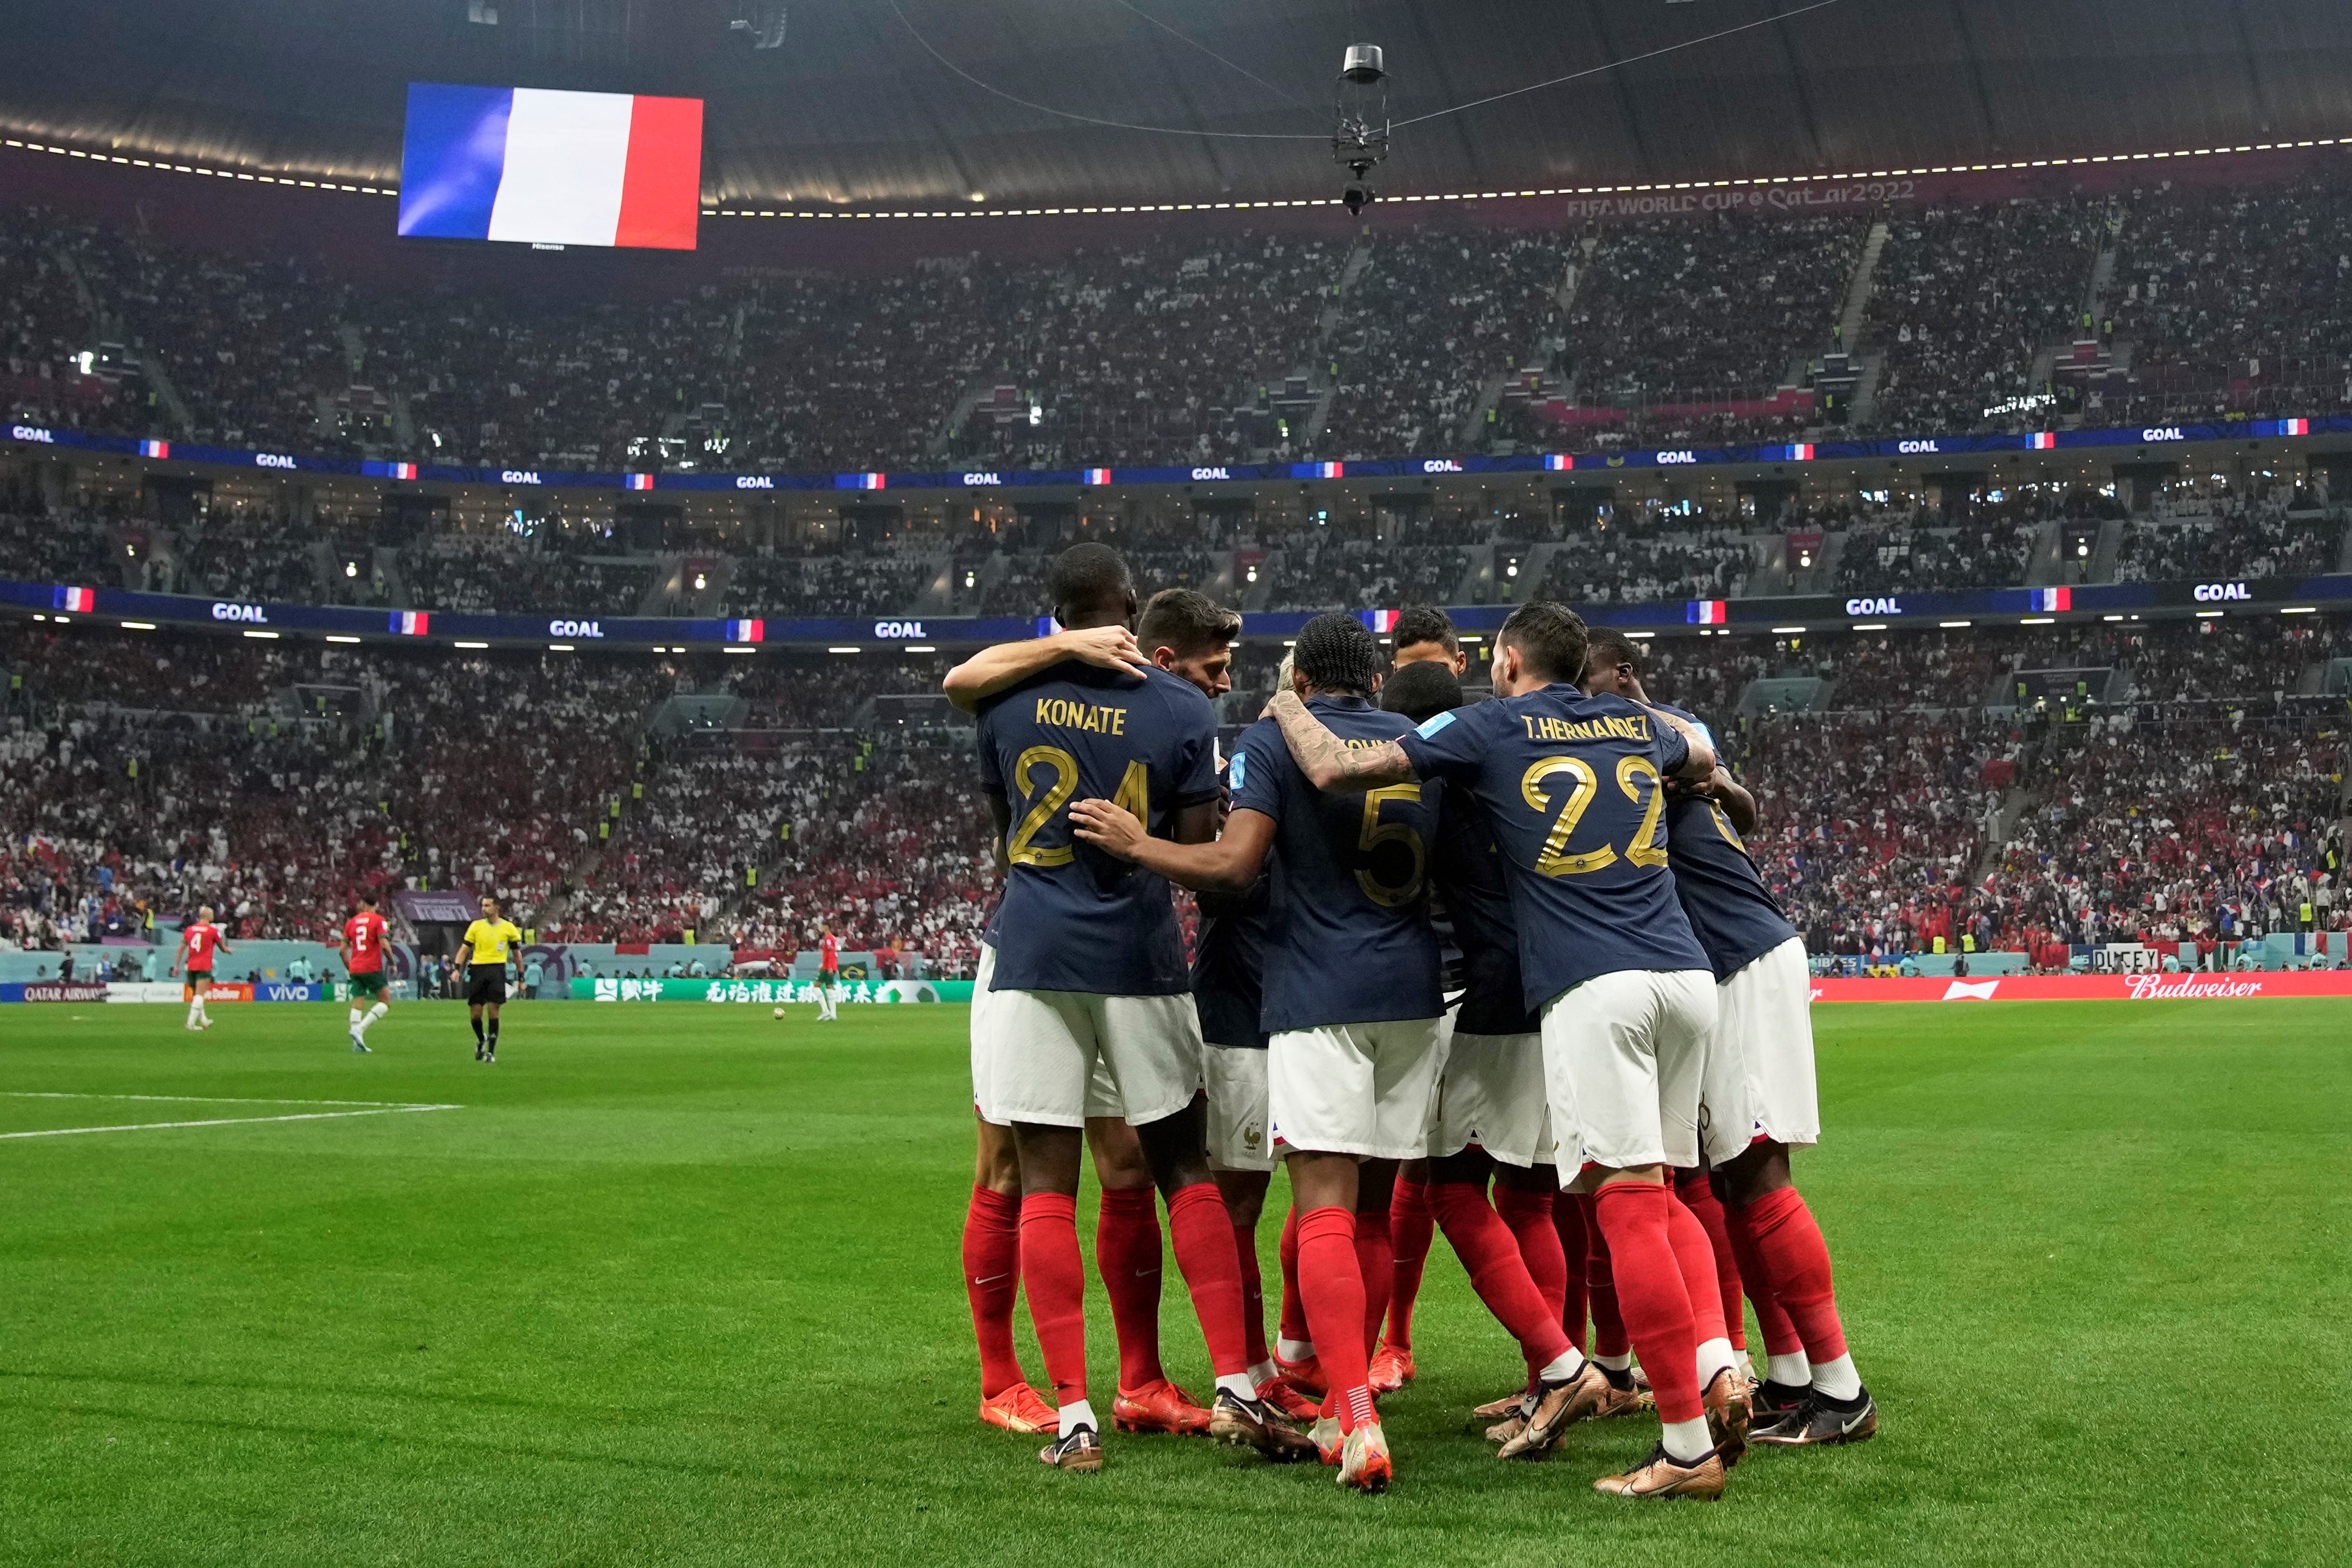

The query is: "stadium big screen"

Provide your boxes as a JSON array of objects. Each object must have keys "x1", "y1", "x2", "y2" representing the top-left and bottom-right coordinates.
[{"x1": 395, "y1": 82, "x2": 702, "y2": 249}]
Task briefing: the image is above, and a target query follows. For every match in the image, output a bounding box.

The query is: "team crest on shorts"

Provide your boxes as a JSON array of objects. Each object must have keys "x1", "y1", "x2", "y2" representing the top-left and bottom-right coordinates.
[{"x1": 1243, "y1": 1121, "x2": 1264, "y2": 1151}]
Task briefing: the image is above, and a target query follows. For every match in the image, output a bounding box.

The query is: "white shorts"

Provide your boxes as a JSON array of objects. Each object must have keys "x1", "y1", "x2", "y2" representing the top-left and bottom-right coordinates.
[
  {"x1": 1203, "y1": 1044, "x2": 1274, "y2": 1172},
  {"x1": 1703, "y1": 938, "x2": 1820, "y2": 1160},
  {"x1": 1538, "y1": 969, "x2": 1718, "y2": 1181},
  {"x1": 1431, "y1": 1025, "x2": 1552, "y2": 1169},
  {"x1": 1268, "y1": 1017, "x2": 1447, "y2": 1161},
  {"x1": 970, "y1": 942, "x2": 1198, "y2": 1128},
  {"x1": 970, "y1": 948, "x2": 1123, "y2": 1121}
]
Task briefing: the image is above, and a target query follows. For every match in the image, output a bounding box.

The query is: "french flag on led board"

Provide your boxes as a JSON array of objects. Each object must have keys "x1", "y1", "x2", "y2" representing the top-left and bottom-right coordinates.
[
  {"x1": 391, "y1": 611, "x2": 431, "y2": 636},
  {"x1": 398, "y1": 84, "x2": 702, "y2": 250},
  {"x1": 2028, "y1": 588, "x2": 2071, "y2": 612},
  {"x1": 1362, "y1": 609, "x2": 1400, "y2": 634},
  {"x1": 838, "y1": 472, "x2": 887, "y2": 491},
  {"x1": 2029, "y1": 431, "x2": 2058, "y2": 450},
  {"x1": 376, "y1": 460, "x2": 418, "y2": 480},
  {"x1": 54, "y1": 587, "x2": 95, "y2": 612},
  {"x1": 138, "y1": 439, "x2": 169, "y2": 459},
  {"x1": 726, "y1": 620, "x2": 765, "y2": 643},
  {"x1": 1544, "y1": 453, "x2": 1574, "y2": 471},
  {"x1": 625, "y1": 472, "x2": 657, "y2": 491},
  {"x1": 1083, "y1": 468, "x2": 1112, "y2": 486},
  {"x1": 1688, "y1": 599, "x2": 1728, "y2": 625}
]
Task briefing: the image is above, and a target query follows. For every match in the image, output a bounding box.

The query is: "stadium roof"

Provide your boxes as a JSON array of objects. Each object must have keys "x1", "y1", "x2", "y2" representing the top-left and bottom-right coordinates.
[{"x1": 8, "y1": 0, "x2": 2352, "y2": 211}]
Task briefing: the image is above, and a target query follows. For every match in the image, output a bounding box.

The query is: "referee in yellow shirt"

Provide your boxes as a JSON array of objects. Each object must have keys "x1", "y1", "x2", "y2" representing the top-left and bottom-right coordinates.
[{"x1": 455, "y1": 894, "x2": 524, "y2": 1063}]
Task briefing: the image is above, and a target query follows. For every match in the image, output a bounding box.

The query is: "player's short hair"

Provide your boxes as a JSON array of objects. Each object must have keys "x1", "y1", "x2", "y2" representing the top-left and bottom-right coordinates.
[
  {"x1": 1293, "y1": 611, "x2": 1383, "y2": 697},
  {"x1": 1585, "y1": 629, "x2": 1645, "y2": 679},
  {"x1": 1137, "y1": 588, "x2": 1240, "y2": 658},
  {"x1": 1497, "y1": 601, "x2": 1590, "y2": 684},
  {"x1": 1381, "y1": 660, "x2": 1464, "y2": 723},
  {"x1": 1045, "y1": 543, "x2": 1134, "y2": 621},
  {"x1": 1391, "y1": 605, "x2": 1459, "y2": 655},
  {"x1": 359, "y1": 892, "x2": 378, "y2": 907}
]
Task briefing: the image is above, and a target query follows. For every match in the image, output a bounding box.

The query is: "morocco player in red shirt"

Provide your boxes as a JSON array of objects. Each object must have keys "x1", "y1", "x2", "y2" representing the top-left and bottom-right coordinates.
[
  {"x1": 171, "y1": 906, "x2": 231, "y2": 1031},
  {"x1": 815, "y1": 927, "x2": 841, "y2": 1022},
  {"x1": 341, "y1": 893, "x2": 393, "y2": 1053}
]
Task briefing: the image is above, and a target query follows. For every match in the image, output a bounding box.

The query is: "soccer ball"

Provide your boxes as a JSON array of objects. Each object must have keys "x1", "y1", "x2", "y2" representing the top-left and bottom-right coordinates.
[{"x1": 773, "y1": 1006, "x2": 785, "y2": 1019}]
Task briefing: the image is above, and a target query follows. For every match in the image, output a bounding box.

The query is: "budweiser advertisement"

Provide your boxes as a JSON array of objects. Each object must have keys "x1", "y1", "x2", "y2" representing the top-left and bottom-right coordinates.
[{"x1": 1810, "y1": 972, "x2": 2352, "y2": 1004}]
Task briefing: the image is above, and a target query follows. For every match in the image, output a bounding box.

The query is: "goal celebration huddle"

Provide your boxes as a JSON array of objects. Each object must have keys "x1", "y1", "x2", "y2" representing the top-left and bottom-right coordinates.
[{"x1": 947, "y1": 545, "x2": 1872, "y2": 1498}]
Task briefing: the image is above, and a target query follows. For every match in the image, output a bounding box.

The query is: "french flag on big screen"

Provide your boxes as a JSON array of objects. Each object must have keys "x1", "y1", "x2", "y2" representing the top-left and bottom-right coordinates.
[
  {"x1": 2028, "y1": 588, "x2": 2071, "y2": 612},
  {"x1": 2029, "y1": 431, "x2": 2058, "y2": 450},
  {"x1": 1688, "y1": 599, "x2": 1728, "y2": 625},
  {"x1": 139, "y1": 439, "x2": 169, "y2": 459},
  {"x1": 383, "y1": 460, "x2": 418, "y2": 480},
  {"x1": 391, "y1": 611, "x2": 431, "y2": 636},
  {"x1": 397, "y1": 84, "x2": 702, "y2": 249},
  {"x1": 55, "y1": 587, "x2": 95, "y2": 612},
  {"x1": 839, "y1": 473, "x2": 886, "y2": 491},
  {"x1": 1362, "y1": 609, "x2": 1400, "y2": 634},
  {"x1": 1083, "y1": 468, "x2": 1112, "y2": 486},
  {"x1": 1308, "y1": 461, "x2": 1344, "y2": 479},
  {"x1": 625, "y1": 472, "x2": 656, "y2": 491},
  {"x1": 1544, "y1": 453, "x2": 1573, "y2": 471},
  {"x1": 726, "y1": 620, "x2": 765, "y2": 643}
]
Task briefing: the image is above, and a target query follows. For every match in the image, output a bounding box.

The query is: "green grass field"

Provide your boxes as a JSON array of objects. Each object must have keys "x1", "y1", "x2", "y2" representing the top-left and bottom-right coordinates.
[{"x1": 1, "y1": 997, "x2": 2345, "y2": 1567}]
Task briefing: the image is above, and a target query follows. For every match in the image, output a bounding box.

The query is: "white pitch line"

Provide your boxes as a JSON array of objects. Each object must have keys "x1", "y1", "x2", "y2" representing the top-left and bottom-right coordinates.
[
  {"x1": 0, "y1": 1092, "x2": 432, "y2": 1108},
  {"x1": 0, "y1": 1100, "x2": 461, "y2": 1141}
]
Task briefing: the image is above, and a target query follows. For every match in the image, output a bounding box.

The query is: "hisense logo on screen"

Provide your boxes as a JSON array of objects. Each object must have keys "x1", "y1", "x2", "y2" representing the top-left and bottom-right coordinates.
[{"x1": 397, "y1": 83, "x2": 703, "y2": 250}]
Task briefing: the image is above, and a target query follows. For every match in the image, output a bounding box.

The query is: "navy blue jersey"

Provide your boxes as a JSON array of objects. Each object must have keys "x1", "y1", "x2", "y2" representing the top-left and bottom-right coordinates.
[
  {"x1": 1231, "y1": 695, "x2": 1444, "y2": 1033},
  {"x1": 1192, "y1": 753, "x2": 1272, "y2": 1049},
  {"x1": 976, "y1": 661, "x2": 1220, "y2": 994},
  {"x1": 1655, "y1": 703, "x2": 1800, "y2": 981},
  {"x1": 1398, "y1": 683, "x2": 1710, "y2": 1011},
  {"x1": 1431, "y1": 789, "x2": 1539, "y2": 1036}
]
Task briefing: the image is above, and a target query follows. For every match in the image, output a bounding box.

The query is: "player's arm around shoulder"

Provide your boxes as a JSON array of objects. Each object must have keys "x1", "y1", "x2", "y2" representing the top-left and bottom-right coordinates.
[
  {"x1": 1264, "y1": 689, "x2": 1416, "y2": 792},
  {"x1": 1636, "y1": 700, "x2": 1715, "y2": 778},
  {"x1": 942, "y1": 627, "x2": 1149, "y2": 713}
]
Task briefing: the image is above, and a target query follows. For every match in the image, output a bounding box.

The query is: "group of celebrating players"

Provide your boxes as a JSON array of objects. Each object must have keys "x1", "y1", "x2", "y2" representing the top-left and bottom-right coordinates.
[{"x1": 943, "y1": 545, "x2": 1874, "y2": 1499}]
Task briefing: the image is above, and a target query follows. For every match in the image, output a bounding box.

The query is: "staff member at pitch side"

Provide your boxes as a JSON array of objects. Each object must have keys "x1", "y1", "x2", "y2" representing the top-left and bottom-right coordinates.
[{"x1": 454, "y1": 895, "x2": 524, "y2": 1063}]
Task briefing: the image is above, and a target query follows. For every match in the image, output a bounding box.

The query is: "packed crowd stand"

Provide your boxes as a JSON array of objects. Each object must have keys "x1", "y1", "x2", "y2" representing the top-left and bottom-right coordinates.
[
  {"x1": 0, "y1": 602, "x2": 2343, "y2": 967},
  {"x1": 15, "y1": 180, "x2": 2352, "y2": 476}
]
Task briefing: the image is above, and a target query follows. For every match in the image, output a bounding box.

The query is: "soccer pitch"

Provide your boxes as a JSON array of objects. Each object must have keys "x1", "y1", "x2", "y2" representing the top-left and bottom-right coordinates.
[{"x1": 0, "y1": 999, "x2": 2344, "y2": 1567}]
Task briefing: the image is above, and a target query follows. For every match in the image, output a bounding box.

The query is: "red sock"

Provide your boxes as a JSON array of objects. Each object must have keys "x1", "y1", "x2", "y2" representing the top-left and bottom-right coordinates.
[
  {"x1": 1295, "y1": 1205, "x2": 1374, "y2": 1432},
  {"x1": 1493, "y1": 1184, "x2": 1569, "y2": 1324},
  {"x1": 1018, "y1": 1191, "x2": 1089, "y2": 1408},
  {"x1": 1722, "y1": 1196, "x2": 1803, "y2": 1358},
  {"x1": 1353, "y1": 1204, "x2": 1393, "y2": 1362},
  {"x1": 1674, "y1": 1176, "x2": 1746, "y2": 1352},
  {"x1": 1551, "y1": 1189, "x2": 1589, "y2": 1350},
  {"x1": 1735, "y1": 1185, "x2": 1849, "y2": 1364},
  {"x1": 963, "y1": 1187, "x2": 1026, "y2": 1399},
  {"x1": 1431, "y1": 1182, "x2": 1574, "y2": 1371},
  {"x1": 1383, "y1": 1178, "x2": 1432, "y2": 1350},
  {"x1": 1664, "y1": 1186, "x2": 1730, "y2": 1349},
  {"x1": 1095, "y1": 1186, "x2": 1165, "y2": 1392},
  {"x1": 1579, "y1": 1193, "x2": 1631, "y2": 1359},
  {"x1": 1590, "y1": 1182, "x2": 1702, "y2": 1425},
  {"x1": 1234, "y1": 1221, "x2": 1268, "y2": 1369},
  {"x1": 1277, "y1": 1205, "x2": 1311, "y2": 1348},
  {"x1": 1167, "y1": 1182, "x2": 1250, "y2": 1379}
]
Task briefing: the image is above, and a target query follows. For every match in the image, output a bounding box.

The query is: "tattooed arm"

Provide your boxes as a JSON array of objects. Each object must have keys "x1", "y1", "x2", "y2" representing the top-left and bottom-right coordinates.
[
  {"x1": 1639, "y1": 702, "x2": 1717, "y2": 779},
  {"x1": 1267, "y1": 690, "x2": 1417, "y2": 793}
]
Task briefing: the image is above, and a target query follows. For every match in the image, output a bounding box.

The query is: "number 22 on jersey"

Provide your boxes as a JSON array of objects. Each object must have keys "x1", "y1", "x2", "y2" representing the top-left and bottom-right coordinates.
[
  {"x1": 1520, "y1": 755, "x2": 1668, "y2": 877},
  {"x1": 1006, "y1": 747, "x2": 1149, "y2": 867}
]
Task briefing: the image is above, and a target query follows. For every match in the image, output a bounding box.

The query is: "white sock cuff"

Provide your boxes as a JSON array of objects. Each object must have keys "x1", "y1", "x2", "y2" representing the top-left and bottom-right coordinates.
[
  {"x1": 1767, "y1": 1352, "x2": 1812, "y2": 1386},
  {"x1": 1695, "y1": 1335, "x2": 1737, "y2": 1388},
  {"x1": 1810, "y1": 1352, "x2": 1862, "y2": 1402},
  {"x1": 1214, "y1": 1372, "x2": 1257, "y2": 1404},
  {"x1": 1276, "y1": 1338, "x2": 1316, "y2": 1364},
  {"x1": 1538, "y1": 1347, "x2": 1587, "y2": 1382},
  {"x1": 1661, "y1": 1415, "x2": 1714, "y2": 1464},
  {"x1": 1057, "y1": 1398, "x2": 1099, "y2": 1437}
]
